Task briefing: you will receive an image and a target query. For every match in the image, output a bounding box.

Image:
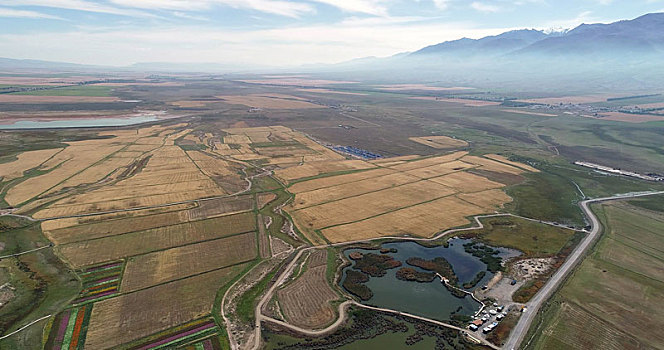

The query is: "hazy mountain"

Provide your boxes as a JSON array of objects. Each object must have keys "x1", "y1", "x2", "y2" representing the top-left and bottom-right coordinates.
[
  {"x1": 412, "y1": 29, "x2": 550, "y2": 58},
  {"x1": 516, "y1": 12, "x2": 664, "y2": 57}
]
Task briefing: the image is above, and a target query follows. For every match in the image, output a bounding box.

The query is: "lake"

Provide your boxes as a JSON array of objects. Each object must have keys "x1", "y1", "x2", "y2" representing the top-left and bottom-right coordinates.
[
  {"x1": 341, "y1": 238, "x2": 519, "y2": 322},
  {"x1": 0, "y1": 115, "x2": 160, "y2": 129}
]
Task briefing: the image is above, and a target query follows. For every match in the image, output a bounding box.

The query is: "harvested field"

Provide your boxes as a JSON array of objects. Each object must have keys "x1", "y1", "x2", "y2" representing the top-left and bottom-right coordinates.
[
  {"x1": 237, "y1": 78, "x2": 357, "y2": 86},
  {"x1": 189, "y1": 196, "x2": 253, "y2": 220},
  {"x1": 386, "y1": 152, "x2": 467, "y2": 171},
  {"x1": 429, "y1": 172, "x2": 504, "y2": 193},
  {"x1": 56, "y1": 212, "x2": 255, "y2": 267},
  {"x1": 46, "y1": 156, "x2": 135, "y2": 194},
  {"x1": 291, "y1": 172, "x2": 419, "y2": 210},
  {"x1": 121, "y1": 232, "x2": 257, "y2": 292},
  {"x1": 321, "y1": 196, "x2": 484, "y2": 243},
  {"x1": 376, "y1": 84, "x2": 474, "y2": 91},
  {"x1": 39, "y1": 203, "x2": 195, "y2": 231},
  {"x1": 297, "y1": 88, "x2": 367, "y2": 95},
  {"x1": 33, "y1": 143, "x2": 235, "y2": 217},
  {"x1": 283, "y1": 148, "x2": 532, "y2": 243},
  {"x1": 409, "y1": 136, "x2": 468, "y2": 149},
  {"x1": 538, "y1": 302, "x2": 640, "y2": 350},
  {"x1": 168, "y1": 100, "x2": 209, "y2": 108},
  {"x1": 84, "y1": 264, "x2": 248, "y2": 349},
  {"x1": 403, "y1": 160, "x2": 475, "y2": 178},
  {"x1": 44, "y1": 197, "x2": 252, "y2": 244},
  {"x1": 277, "y1": 250, "x2": 338, "y2": 329},
  {"x1": 5, "y1": 142, "x2": 125, "y2": 205},
  {"x1": 34, "y1": 187, "x2": 224, "y2": 218},
  {"x1": 218, "y1": 94, "x2": 323, "y2": 109},
  {"x1": 187, "y1": 151, "x2": 236, "y2": 177},
  {"x1": 46, "y1": 210, "x2": 190, "y2": 244},
  {"x1": 500, "y1": 109, "x2": 558, "y2": 117},
  {"x1": 593, "y1": 112, "x2": 664, "y2": 123},
  {"x1": 461, "y1": 155, "x2": 526, "y2": 175},
  {"x1": 254, "y1": 146, "x2": 315, "y2": 157},
  {"x1": 516, "y1": 94, "x2": 628, "y2": 105},
  {"x1": 0, "y1": 95, "x2": 119, "y2": 103},
  {"x1": 409, "y1": 97, "x2": 501, "y2": 106},
  {"x1": 484, "y1": 154, "x2": 539, "y2": 172},
  {"x1": 457, "y1": 189, "x2": 512, "y2": 209},
  {"x1": 0, "y1": 148, "x2": 62, "y2": 181},
  {"x1": 275, "y1": 160, "x2": 376, "y2": 183},
  {"x1": 291, "y1": 180, "x2": 457, "y2": 230},
  {"x1": 370, "y1": 155, "x2": 421, "y2": 164}
]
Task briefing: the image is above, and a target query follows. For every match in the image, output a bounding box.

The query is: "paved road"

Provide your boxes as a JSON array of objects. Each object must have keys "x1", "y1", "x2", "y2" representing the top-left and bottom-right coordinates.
[
  {"x1": 246, "y1": 210, "x2": 593, "y2": 350},
  {"x1": 504, "y1": 191, "x2": 664, "y2": 350}
]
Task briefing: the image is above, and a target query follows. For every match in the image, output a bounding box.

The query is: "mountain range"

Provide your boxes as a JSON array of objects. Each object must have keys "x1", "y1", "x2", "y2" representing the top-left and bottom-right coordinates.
[
  {"x1": 409, "y1": 12, "x2": 664, "y2": 59},
  {"x1": 1, "y1": 13, "x2": 663, "y2": 91}
]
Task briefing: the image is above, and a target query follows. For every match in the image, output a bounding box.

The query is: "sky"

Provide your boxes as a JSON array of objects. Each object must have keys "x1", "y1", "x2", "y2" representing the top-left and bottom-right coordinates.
[{"x1": 0, "y1": 0, "x2": 662, "y2": 67}]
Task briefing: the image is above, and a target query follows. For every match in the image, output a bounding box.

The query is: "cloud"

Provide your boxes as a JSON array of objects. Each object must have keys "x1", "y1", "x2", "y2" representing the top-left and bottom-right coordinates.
[
  {"x1": 171, "y1": 11, "x2": 209, "y2": 21},
  {"x1": 110, "y1": 0, "x2": 314, "y2": 17},
  {"x1": 0, "y1": 20, "x2": 513, "y2": 66},
  {"x1": 307, "y1": 0, "x2": 388, "y2": 16},
  {"x1": 432, "y1": 0, "x2": 452, "y2": 10},
  {"x1": 0, "y1": 0, "x2": 154, "y2": 18},
  {"x1": 470, "y1": 2, "x2": 501, "y2": 12},
  {"x1": 110, "y1": 0, "x2": 389, "y2": 17},
  {"x1": 0, "y1": 0, "x2": 314, "y2": 18},
  {"x1": 0, "y1": 7, "x2": 63, "y2": 19}
]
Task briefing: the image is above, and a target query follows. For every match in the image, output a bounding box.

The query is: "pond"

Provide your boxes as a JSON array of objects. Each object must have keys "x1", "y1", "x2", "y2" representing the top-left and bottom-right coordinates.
[
  {"x1": 0, "y1": 115, "x2": 160, "y2": 129},
  {"x1": 341, "y1": 238, "x2": 519, "y2": 322}
]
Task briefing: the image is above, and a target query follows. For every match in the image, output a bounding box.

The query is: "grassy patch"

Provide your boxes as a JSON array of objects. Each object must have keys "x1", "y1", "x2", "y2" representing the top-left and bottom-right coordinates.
[
  {"x1": 525, "y1": 200, "x2": 664, "y2": 350},
  {"x1": 462, "y1": 217, "x2": 577, "y2": 257},
  {"x1": 235, "y1": 264, "x2": 279, "y2": 324},
  {"x1": 0, "y1": 220, "x2": 80, "y2": 348},
  {"x1": 627, "y1": 194, "x2": 664, "y2": 212},
  {"x1": 12, "y1": 85, "x2": 114, "y2": 97}
]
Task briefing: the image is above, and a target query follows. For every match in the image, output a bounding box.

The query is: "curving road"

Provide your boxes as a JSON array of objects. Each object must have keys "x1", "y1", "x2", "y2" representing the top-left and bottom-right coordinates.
[{"x1": 504, "y1": 191, "x2": 664, "y2": 350}]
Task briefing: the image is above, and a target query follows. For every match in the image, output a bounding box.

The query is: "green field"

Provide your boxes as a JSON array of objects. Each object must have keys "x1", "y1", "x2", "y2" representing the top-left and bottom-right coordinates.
[
  {"x1": 525, "y1": 197, "x2": 664, "y2": 350},
  {"x1": 464, "y1": 216, "x2": 578, "y2": 257},
  {"x1": 0, "y1": 217, "x2": 80, "y2": 349},
  {"x1": 12, "y1": 85, "x2": 114, "y2": 97}
]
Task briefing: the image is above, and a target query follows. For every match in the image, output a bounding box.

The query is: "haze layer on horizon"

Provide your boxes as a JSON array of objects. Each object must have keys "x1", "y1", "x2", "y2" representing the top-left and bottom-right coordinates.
[{"x1": 0, "y1": 0, "x2": 662, "y2": 67}]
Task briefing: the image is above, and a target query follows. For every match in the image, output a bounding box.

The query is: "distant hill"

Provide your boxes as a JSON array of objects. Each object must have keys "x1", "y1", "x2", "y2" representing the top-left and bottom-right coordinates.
[
  {"x1": 409, "y1": 13, "x2": 664, "y2": 60},
  {"x1": 310, "y1": 12, "x2": 664, "y2": 91},
  {"x1": 412, "y1": 29, "x2": 551, "y2": 58},
  {"x1": 516, "y1": 13, "x2": 664, "y2": 57}
]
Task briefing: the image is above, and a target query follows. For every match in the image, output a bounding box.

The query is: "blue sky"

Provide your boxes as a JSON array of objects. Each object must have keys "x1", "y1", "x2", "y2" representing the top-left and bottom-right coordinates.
[{"x1": 0, "y1": 0, "x2": 662, "y2": 66}]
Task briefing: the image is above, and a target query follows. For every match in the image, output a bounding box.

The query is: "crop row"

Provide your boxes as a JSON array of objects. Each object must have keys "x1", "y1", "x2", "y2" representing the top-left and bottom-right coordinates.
[
  {"x1": 72, "y1": 260, "x2": 125, "y2": 305},
  {"x1": 118, "y1": 317, "x2": 221, "y2": 350},
  {"x1": 44, "y1": 304, "x2": 93, "y2": 350}
]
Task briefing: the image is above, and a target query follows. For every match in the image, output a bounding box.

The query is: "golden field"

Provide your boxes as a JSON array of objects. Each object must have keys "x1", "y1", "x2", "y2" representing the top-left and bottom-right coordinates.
[
  {"x1": 121, "y1": 232, "x2": 257, "y2": 292},
  {"x1": 285, "y1": 151, "x2": 535, "y2": 243},
  {"x1": 409, "y1": 135, "x2": 469, "y2": 149},
  {"x1": 84, "y1": 264, "x2": 249, "y2": 349},
  {"x1": 0, "y1": 148, "x2": 62, "y2": 181}
]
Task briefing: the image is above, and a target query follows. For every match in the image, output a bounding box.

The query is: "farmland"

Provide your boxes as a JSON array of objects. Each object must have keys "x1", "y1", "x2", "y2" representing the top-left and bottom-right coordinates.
[
  {"x1": 83, "y1": 264, "x2": 249, "y2": 349},
  {"x1": 409, "y1": 135, "x2": 469, "y2": 149},
  {"x1": 276, "y1": 250, "x2": 340, "y2": 329},
  {"x1": 526, "y1": 199, "x2": 664, "y2": 350},
  {"x1": 2, "y1": 73, "x2": 664, "y2": 350},
  {"x1": 285, "y1": 151, "x2": 536, "y2": 244}
]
